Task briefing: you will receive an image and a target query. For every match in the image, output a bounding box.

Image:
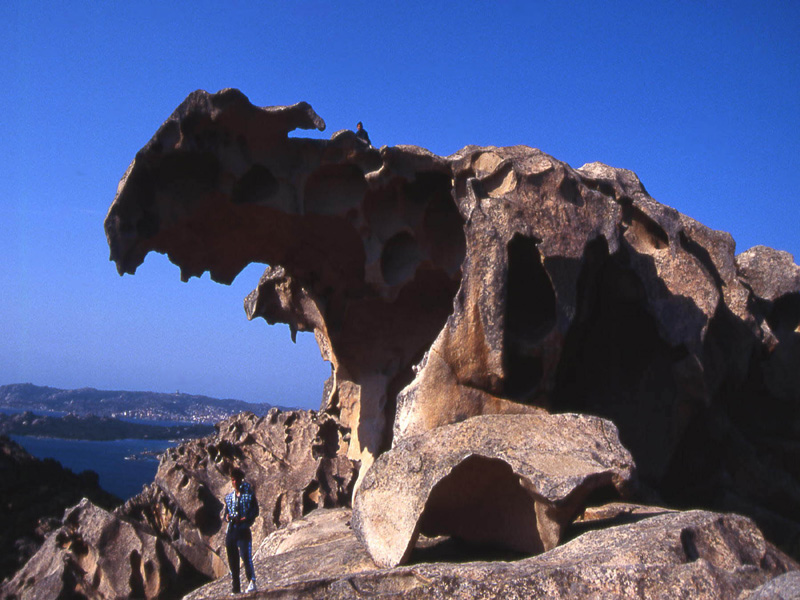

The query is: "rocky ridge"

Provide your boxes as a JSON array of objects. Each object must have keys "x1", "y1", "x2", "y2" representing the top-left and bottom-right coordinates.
[
  {"x1": 1, "y1": 410, "x2": 357, "y2": 599},
  {"x1": 0, "y1": 436, "x2": 120, "y2": 584},
  {"x1": 3, "y1": 89, "x2": 799, "y2": 598}
]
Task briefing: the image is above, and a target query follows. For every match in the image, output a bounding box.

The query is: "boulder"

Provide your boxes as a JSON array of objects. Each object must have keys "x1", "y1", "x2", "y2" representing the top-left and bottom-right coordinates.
[
  {"x1": 737, "y1": 246, "x2": 800, "y2": 304},
  {"x1": 0, "y1": 435, "x2": 120, "y2": 582},
  {"x1": 352, "y1": 413, "x2": 635, "y2": 567},
  {"x1": 0, "y1": 498, "x2": 197, "y2": 600},
  {"x1": 181, "y1": 509, "x2": 798, "y2": 599},
  {"x1": 254, "y1": 506, "x2": 355, "y2": 559}
]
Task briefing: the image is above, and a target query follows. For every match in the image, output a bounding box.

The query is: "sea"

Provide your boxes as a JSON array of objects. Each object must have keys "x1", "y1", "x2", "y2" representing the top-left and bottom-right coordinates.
[
  {"x1": 2, "y1": 408, "x2": 182, "y2": 500},
  {"x1": 10, "y1": 435, "x2": 173, "y2": 501}
]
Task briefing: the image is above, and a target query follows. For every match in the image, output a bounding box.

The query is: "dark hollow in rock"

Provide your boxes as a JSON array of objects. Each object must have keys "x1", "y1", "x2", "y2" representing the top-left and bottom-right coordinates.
[{"x1": 418, "y1": 455, "x2": 544, "y2": 554}]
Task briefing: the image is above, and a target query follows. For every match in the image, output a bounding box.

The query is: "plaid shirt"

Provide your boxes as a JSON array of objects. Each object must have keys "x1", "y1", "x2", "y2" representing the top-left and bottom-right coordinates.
[{"x1": 224, "y1": 481, "x2": 257, "y2": 527}]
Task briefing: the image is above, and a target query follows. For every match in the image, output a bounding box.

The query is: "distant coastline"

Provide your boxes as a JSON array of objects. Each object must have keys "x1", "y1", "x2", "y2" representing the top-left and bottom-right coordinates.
[
  {"x1": 9, "y1": 434, "x2": 171, "y2": 500},
  {"x1": 0, "y1": 411, "x2": 214, "y2": 441},
  {"x1": 0, "y1": 382, "x2": 286, "y2": 426},
  {"x1": 0, "y1": 383, "x2": 290, "y2": 499}
]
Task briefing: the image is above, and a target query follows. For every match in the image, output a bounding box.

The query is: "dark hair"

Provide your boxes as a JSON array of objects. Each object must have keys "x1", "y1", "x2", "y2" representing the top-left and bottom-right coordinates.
[
  {"x1": 230, "y1": 467, "x2": 245, "y2": 483},
  {"x1": 357, "y1": 121, "x2": 363, "y2": 128}
]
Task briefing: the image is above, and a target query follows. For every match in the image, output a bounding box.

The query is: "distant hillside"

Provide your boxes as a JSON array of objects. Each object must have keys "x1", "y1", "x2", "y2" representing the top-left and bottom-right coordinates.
[
  {"x1": 0, "y1": 383, "x2": 281, "y2": 424},
  {"x1": 0, "y1": 411, "x2": 214, "y2": 441}
]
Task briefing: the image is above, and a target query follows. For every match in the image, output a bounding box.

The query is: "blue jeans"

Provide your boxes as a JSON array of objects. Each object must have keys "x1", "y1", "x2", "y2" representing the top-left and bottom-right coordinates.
[{"x1": 225, "y1": 524, "x2": 254, "y2": 592}]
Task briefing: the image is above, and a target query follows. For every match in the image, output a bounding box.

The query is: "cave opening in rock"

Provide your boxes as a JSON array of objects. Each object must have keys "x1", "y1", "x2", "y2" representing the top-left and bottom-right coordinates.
[
  {"x1": 622, "y1": 204, "x2": 669, "y2": 251},
  {"x1": 502, "y1": 233, "x2": 557, "y2": 401},
  {"x1": 554, "y1": 238, "x2": 680, "y2": 486},
  {"x1": 414, "y1": 455, "x2": 542, "y2": 561},
  {"x1": 767, "y1": 293, "x2": 800, "y2": 335}
]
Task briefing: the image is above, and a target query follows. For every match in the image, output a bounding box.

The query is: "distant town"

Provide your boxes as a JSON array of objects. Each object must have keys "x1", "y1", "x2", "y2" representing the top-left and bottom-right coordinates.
[
  {"x1": 0, "y1": 383, "x2": 283, "y2": 424},
  {"x1": 0, "y1": 411, "x2": 215, "y2": 441}
]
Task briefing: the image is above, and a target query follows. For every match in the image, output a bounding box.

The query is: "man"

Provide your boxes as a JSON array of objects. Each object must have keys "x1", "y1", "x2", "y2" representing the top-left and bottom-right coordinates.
[
  {"x1": 355, "y1": 121, "x2": 371, "y2": 145},
  {"x1": 222, "y1": 467, "x2": 259, "y2": 594}
]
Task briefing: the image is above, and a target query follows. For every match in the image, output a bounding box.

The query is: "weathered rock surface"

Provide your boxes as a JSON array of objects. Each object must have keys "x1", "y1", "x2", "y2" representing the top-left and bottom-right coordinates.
[
  {"x1": 0, "y1": 498, "x2": 197, "y2": 600},
  {"x1": 737, "y1": 246, "x2": 800, "y2": 304},
  {"x1": 575, "y1": 501, "x2": 675, "y2": 524},
  {"x1": 742, "y1": 571, "x2": 800, "y2": 599},
  {"x1": 0, "y1": 435, "x2": 120, "y2": 583},
  {"x1": 183, "y1": 508, "x2": 797, "y2": 599},
  {"x1": 121, "y1": 409, "x2": 357, "y2": 580},
  {"x1": 104, "y1": 90, "x2": 800, "y2": 557},
  {"x1": 2, "y1": 409, "x2": 357, "y2": 599},
  {"x1": 254, "y1": 505, "x2": 355, "y2": 559},
  {"x1": 353, "y1": 413, "x2": 635, "y2": 567},
  {"x1": 184, "y1": 508, "x2": 374, "y2": 600}
]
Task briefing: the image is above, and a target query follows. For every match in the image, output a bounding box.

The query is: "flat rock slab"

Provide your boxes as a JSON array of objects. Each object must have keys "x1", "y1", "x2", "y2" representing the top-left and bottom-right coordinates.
[
  {"x1": 183, "y1": 508, "x2": 376, "y2": 600},
  {"x1": 182, "y1": 509, "x2": 797, "y2": 599},
  {"x1": 352, "y1": 413, "x2": 635, "y2": 567}
]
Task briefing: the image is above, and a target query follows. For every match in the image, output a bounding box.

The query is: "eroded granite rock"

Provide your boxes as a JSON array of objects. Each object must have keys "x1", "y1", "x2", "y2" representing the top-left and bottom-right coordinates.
[
  {"x1": 2, "y1": 409, "x2": 357, "y2": 599},
  {"x1": 121, "y1": 409, "x2": 357, "y2": 580},
  {"x1": 737, "y1": 246, "x2": 800, "y2": 304},
  {"x1": 183, "y1": 508, "x2": 374, "y2": 600},
  {"x1": 182, "y1": 509, "x2": 798, "y2": 600},
  {"x1": 0, "y1": 436, "x2": 120, "y2": 582},
  {"x1": 742, "y1": 571, "x2": 800, "y2": 599},
  {"x1": 0, "y1": 498, "x2": 198, "y2": 600},
  {"x1": 105, "y1": 90, "x2": 463, "y2": 482},
  {"x1": 352, "y1": 413, "x2": 635, "y2": 567},
  {"x1": 105, "y1": 91, "x2": 800, "y2": 554}
]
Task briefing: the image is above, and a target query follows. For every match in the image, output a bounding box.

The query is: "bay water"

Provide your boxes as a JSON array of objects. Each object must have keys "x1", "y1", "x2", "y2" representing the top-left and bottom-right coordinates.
[{"x1": 10, "y1": 435, "x2": 174, "y2": 501}]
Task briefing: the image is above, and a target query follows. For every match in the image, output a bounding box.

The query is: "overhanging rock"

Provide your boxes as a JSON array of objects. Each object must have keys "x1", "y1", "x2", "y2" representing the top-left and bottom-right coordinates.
[
  {"x1": 106, "y1": 90, "x2": 800, "y2": 546},
  {"x1": 352, "y1": 413, "x2": 635, "y2": 568}
]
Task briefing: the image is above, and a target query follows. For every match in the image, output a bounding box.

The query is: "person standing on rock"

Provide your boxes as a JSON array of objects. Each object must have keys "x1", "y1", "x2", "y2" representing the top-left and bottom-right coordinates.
[
  {"x1": 355, "y1": 121, "x2": 371, "y2": 145},
  {"x1": 222, "y1": 467, "x2": 259, "y2": 594}
]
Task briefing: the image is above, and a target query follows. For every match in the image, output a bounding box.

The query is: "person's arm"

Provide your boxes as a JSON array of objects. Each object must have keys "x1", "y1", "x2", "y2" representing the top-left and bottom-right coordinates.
[{"x1": 244, "y1": 490, "x2": 259, "y2": 526}]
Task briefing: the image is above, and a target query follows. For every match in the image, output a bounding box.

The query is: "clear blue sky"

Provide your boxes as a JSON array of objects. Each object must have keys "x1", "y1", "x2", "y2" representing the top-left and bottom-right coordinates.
[{"x1": 1, "y1": 2, "x2": 797, "y2": 409}]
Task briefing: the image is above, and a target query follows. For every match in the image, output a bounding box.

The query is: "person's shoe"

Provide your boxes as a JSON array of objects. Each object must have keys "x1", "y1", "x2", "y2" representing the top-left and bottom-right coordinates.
[{"x1": 246, "y1": 580, "x2": 257, "y2": 593}]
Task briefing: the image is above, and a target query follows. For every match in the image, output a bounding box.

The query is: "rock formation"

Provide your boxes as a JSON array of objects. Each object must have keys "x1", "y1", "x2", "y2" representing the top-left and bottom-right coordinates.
[
  {"x1": 0, "y1": 436, "x2": 120, "y2": 583},
  {"x1": 1, "y1": 410, "x2": 357, "y2": 599},
  {"x1": 353, "y1": 413, "x2": 635, "y2": 567},
  {"x1": 743, "y1": 571, "x2": 800, "y2": 600},
  {"x1": 184, "y1": 507, "x2": 796, "y2": 599},
  {"x1": 5, "y1": 88, "x2": 793, "y2": 598},
  {"x1": 1, "y1": 498, "x2": 197, "y2": 600},
  {"x1": 104, "y1": 91, "x2": 800, "y2": 552},
  {"x1": 124, "y1": 409, "x2": 356, "y2": 580}
]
